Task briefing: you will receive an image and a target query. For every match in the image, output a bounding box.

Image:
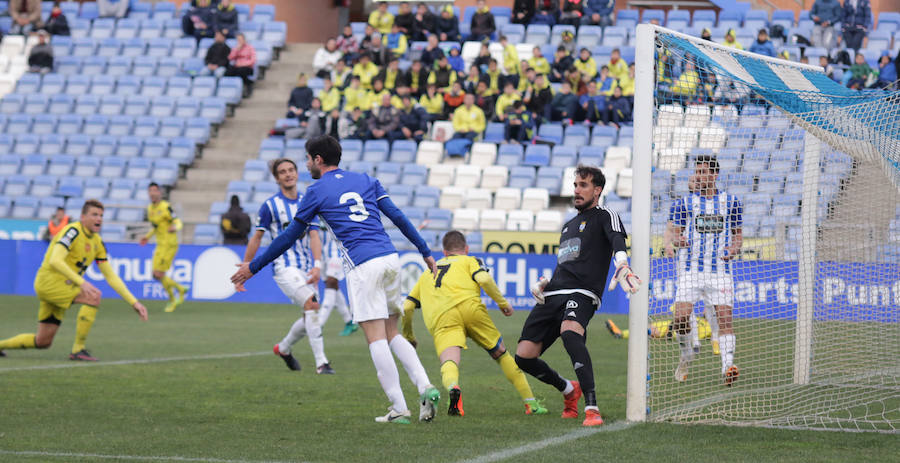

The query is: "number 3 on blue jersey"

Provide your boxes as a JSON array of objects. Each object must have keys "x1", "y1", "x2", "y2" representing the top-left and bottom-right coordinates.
[{"x1": 341, "y1": 192, "x2": 369, "y2": 222}]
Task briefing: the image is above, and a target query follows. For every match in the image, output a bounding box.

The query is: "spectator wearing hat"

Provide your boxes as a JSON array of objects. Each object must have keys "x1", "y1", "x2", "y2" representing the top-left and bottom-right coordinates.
[
  {"x1": 42, "y1": 2, "x2": 69, "y2": 36},
  {"x1": 701, "y1": 28, "x2": 713, "y2": 41},
  {"x1": 722, "y1": 29, "x2": 743, "y2": 50},
  {"x1": 559, "y1": 29, "x2": 576, "y2": 55},
  {"x1": 28, "y1": 30, "x2": 54, "y2": 74},
  {"x1": 469, "y1": 0, "x2": 496, "y2": 42},
  {"x1": 841, "y1": 0, "x2": 870, "y2": 52},
  {"x1": 221, "y1": 195, "x2": 251, "y2": 245},
  {"x1": 582, "y1": 0, "x2": 614, "y2": 27},
  {"x1": 9, "y1": 0, "x2": 42, "y2": 35},
  {"x1": 749, "y1": 29, "x2": 775, "y2": 57},
  {"x1": 436, "y1": 5, "x2": 461, "y2": 42},
  {"x1": 810, "y1": 0, "x2": 841, "y2": 49}
]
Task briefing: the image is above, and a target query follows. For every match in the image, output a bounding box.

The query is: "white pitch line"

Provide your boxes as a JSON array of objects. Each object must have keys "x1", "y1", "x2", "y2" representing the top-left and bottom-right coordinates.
[
  {"x1": 0, "y1": 351, "x2": 270, "y2": 373},
  {"x1": 0, "y1": 449, "x2": 300, "y2": 463},
  {"x1": 455, "y1": 420, "x2": 636, "y2": 463}
]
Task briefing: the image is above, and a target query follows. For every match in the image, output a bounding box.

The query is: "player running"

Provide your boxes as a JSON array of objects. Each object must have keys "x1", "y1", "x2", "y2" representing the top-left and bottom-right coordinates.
[
  {"x1": 401, "y1": 231, "x2": 548, "y2": 417},
  {"x1": 317, "y1": 223, "x2": 359, "y2": 337},
  {"x1": 243, "y1": 158, "x2": 334, "y2": 375},
  {"x1": 517, "y1": 165, "x2": 641, "y2": 427},
  {"x1": 232, "y1": 135, "x2": 441, "y2": 424},
  {"x1": 139, "y1": 182, "x2": 187, "y2": 313},
  {"x1": 664, "y1": 155, "x2": 742, "y2": 386},
  {"x1": 0, "y1": 200, "x2": 149, "y2": 360}
]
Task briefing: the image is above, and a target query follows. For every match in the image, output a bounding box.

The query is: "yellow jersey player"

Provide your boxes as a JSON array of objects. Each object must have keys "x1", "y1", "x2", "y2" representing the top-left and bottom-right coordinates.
[
  {"x1": 401, "y1": 231, "x2": 548, "y2": 417},
  {"x1": 0, "y1": 200, "x2": 148, "y2": 361},
  {"x1": 139, "y1": 182, "x2": 187, "y2": 312}
]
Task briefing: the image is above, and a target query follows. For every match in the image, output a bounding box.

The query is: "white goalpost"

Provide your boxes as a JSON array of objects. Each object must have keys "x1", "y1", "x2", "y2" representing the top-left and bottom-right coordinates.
[{"x1": 628, "y1": 24, "x2": 900, "y2": 432}]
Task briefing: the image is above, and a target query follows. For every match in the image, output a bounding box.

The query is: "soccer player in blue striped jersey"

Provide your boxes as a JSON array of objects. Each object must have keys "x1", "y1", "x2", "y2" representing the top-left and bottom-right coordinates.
[
  {"x1": 316, "y1": 223, "x2": 359, "y2": 337},
  {"x1": 232, "y1": 135, "x2": 440, "y2": 424},
  {"x1": 242, "y1": 158, "x2": 334, "y2": 375},
  {"x1": 664, "y1": 155, "x2": 743, "y2": 386}
]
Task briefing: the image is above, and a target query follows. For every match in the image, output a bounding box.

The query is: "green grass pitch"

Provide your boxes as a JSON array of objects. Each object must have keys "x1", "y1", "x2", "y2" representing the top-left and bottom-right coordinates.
[{"x1": 0, "y1": 294, "x2": 896, "y2": 462}]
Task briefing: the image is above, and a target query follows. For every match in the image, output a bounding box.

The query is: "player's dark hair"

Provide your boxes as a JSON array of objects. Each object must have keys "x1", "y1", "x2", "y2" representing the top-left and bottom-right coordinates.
[
  {"x1": 442, "y1": 230, "x2": 467, "y2": 252},
  {"x1": 305, "y1": 135, "x2": 342, "y2": 166},
  {"x1": 148, "y1": 182, "x2": 159, "y2": 189},
  {"x1": 81, "y1": 199, "x2": 104, "y2": 215},
  {"x1": 695, "y1": 155, "x2": 720, "y2": 174},
  {"x1": 575, "y1": 164, "x2": 606, "y2": 189},
  {"x1": 270, "y1": 158, "x2": 297, "y2": 177}
]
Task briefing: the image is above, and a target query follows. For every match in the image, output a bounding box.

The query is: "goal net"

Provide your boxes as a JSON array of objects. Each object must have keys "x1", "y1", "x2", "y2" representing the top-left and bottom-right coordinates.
[{"x1": 627, "y1": 25, "x2": 900, "y2": 432}]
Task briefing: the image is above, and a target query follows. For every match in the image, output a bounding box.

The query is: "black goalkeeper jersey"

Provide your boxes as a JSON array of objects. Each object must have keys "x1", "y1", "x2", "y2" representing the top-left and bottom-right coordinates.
[{"x1": 544, "y1": 204, "x2": 629, "y2": 303}]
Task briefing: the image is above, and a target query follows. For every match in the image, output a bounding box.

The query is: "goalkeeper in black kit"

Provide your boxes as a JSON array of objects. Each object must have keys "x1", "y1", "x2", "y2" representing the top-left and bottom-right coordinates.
[{"x1": 515, "y1": 165, "x2": 641, "y2": 427}]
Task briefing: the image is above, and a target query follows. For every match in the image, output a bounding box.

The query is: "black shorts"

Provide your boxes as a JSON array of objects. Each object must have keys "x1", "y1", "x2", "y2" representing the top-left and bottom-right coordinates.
[{"x1": 518, "y1": 293, "x2": 598, "y2": 352}]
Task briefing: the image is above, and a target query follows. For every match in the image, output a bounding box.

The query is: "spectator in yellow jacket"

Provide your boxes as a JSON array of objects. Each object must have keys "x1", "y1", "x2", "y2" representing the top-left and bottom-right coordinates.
[
  {"x1": 452, "y1": 93, "x2": 486, "y2": 140},
  {"x1": 607, "y1": 48, "x2": 628, "y2": 82},
  {"x1": 352, "y1": 53, "x2": 379, "y2": 90},
  {"x1": 342, "y1": 75, "x2": 367, "y2": 111},
  {"x1": 419, "y1": 84, "x2": 444, "y2": 122},
  {"x1": 500, "y1": 35, "x2": 519, "y2": 76},
  {"x1": 368, "y1": 1, "x2": 394, "y2": 35},
  {"x1": 494, "y1": 81, "x2": 521, "y2": 122},
  {"x1": 318, "y1": 76, "x2": 342, "y2": 113},
  {"x1": 528, "y1": 46, "x2": 550, "y2": 75},
  {"x1": 574, "y1": 48, "x2": 598, "y2": 81}
]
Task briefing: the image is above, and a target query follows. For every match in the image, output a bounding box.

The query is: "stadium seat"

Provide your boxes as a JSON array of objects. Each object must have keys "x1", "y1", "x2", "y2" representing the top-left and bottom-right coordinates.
[
  {"x1": 29, "y1": 175, "x2": 57, "y2": 197},
  {"x1": 506, "y1": 209, "x2": 534, "y2": 231},
  {"x1": 523, "y1": 145, "x2": 551, "y2": 167},
  {"x1": 401, "y1": 164, "x2": 427, "y2": 186},
  {"x1": 375, "y1": 162, "x2": 402, "y2": 185},
  {"x1": 534, "y1": 210, "x2": 562, "y2": 232},
  {"x1": 427, "y1": 164, "x2": 455, "y2": 188},
  {"x1": 416, "y1": 140, "x2": 444, "y2": 165},
  {"x1": 387, "y1": 184, "x2": 413, "y2": 207},
  {"x1": 38, "y1": 134, "x2": 64, "y2": 156},
  {"x1": 11, "y1": 196, "x2": 38, "y2": 218},
  {"x1": 413, "y1": 185, "x2": 440, "y2": 208},
  {"x1": 82, "y1": 177, "x2": 109, "y2": 198},
  {"x1": 508, "y1": 166, "x2": 536, "y2": 189},
  {"x1": 216, "y1": 77, "x2": 243, "y2": 105},
  {"x1": 438, "y1": 186, "x2": 465, "y2": 210}
]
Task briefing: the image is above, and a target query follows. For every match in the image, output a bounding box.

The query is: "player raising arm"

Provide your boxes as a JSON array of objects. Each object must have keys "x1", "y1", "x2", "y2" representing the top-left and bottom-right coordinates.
[
  {"x1": 0, "y1": 200, "x2": 148, "y2": 361},
  {"x1": 401, "y1": 231, "x2": 548, "y2": 417},
  {"x1": 232, "y1": 135, "x2": 440, "y2": 424}
]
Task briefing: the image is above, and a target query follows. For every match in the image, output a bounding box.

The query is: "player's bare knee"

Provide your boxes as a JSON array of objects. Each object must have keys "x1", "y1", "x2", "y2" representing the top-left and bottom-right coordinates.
[
  {"x1": 304, "y1": 298, "x2": 319, "y2": 312},
  {"x1": 325, "y1": 277, "x2": 339, "y2": 289},
  {"x1": 487, "y1": 340, "x2": 506, "y2": 359},
  {"x1": 34, "y1": 336, "x2": 52, "y2": 348},
  {"x1": 152, "y1": 271, "x2": 164, "y2": 280},
  {"x1": 560, "y1": 320, "x2": 585, "y2": 336}
]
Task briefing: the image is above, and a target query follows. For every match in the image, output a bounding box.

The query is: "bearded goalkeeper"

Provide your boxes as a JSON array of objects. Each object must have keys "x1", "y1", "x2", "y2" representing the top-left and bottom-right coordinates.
[{"x1": 401, "y1": 231, "x2": 547, "y2": 417}]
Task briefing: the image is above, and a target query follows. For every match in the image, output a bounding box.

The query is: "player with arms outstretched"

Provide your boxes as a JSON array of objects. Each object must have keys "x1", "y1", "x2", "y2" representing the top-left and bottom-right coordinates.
[
  {"x1": 0, "y1": 200, "x2": 148, "y2": 360},
  {"x1": 139, "y1": 182, "x2": 187, "y2": 313},
  {"x1": 243, "y1": 158, "x2": 334, "y2": 374},
  {"x1": 401, "y1": 231, "x2": 548, "y2": 417},
  {"x1": 664, "y1": 155, "x2": 742, "y2": 386},
  {"x1": 232, "y1": 135, "x2": 440, "y2": 424},
  {"x1": 518, "y1": 165, "x2": 641, "y2": 427},
  {"x1": 317, "y1": 224, "x2": 359, "y2": 337}
]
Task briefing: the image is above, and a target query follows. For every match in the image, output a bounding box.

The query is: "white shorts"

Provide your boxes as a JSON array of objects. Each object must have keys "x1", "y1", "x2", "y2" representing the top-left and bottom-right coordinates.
[
  {"x1": 675, "y1": 272, "x2": 734, "y2": 307},
  {"x1": 324, "y1": 257, "x2": 345, "y2": 281},
  {"x1": 273, "y1": 266, "x2": 318, "y2": 306},
  {"x1": 345, "y1": 253, "x2": 402, "y2": 323}
]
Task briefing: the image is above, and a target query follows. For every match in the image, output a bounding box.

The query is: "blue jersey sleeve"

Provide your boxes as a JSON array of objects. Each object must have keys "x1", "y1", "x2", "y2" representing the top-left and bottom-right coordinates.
[
  {"x1": 249, "y1": 218, "x2": 310, "y2": 274},
  {"x1": 294, "y1": 187, "x2": 321, "y2": 225},
  {"x1": 669, "y1": 197, "x2": 688, "y2": 227},
  {"x1": 256, "y1": 202, "x2": 272, "y2": 231},
  {"x1": 729, "y1": 196, "x2": 743, "y2": 228}
]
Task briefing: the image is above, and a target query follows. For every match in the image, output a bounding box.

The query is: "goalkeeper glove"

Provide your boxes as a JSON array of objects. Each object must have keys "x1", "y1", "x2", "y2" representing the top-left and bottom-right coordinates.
[
  {"x1": 530, "y1": 276, "x2": 549, "y2": 304},
  {"x1": 608, "y1": 262, "x2": 642, "y2": 295}
]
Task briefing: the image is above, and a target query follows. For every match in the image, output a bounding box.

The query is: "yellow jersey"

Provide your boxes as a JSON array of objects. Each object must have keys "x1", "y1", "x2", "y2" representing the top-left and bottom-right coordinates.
[
  {"x1": 452, "y1": 105, "x2": 486, "y2": 134},
  {"x1": 145, "y1": 200, "x2": 181, "y2": 248},
  {"x1": 37, "y1": 222, "x2": 108, "y2": 287},
  {"x1": 527, "y1": 57, "x2": 550, "y2": 75},
  {"x1": 407, "y1": 255, "x2": 490, "y2": 331},
  {"x1": 318, "y1": 86, "x2": 342, "y2": 112}
]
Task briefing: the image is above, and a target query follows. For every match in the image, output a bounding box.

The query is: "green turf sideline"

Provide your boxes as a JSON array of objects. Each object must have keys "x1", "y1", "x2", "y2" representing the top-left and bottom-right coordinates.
[
  {"x1": 0, "y1": 351, "x2": 270, "y2": 373},
  {"x1": 0, "y1": 449, "x2": 301, "y2": 463},
  {"x1": 454, "y1": 420, "x2": 636, "y2": 463}
]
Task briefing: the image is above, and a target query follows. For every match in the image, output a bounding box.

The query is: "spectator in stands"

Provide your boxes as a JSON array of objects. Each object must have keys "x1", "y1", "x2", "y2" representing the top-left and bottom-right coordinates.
[
  {"x1": 713, "y1": 75, "x2": 749, "y2": 109},
  {"x1": 97, "y1": 0, "x2": 129, "y2": 19},
  {"x1": 336, "y1": 25, "x2": 359, "y2": 63},
  {"x1": 513, "y1": 0, "x2": 536, "y2": 25},
  {"x1": 596, "y1": 65, "x2": 616, "y2": 95},
  {"x1": 443, "y1": 81, "x2": 466, "y2": 117},
  {"x1": 353, "y1": 52, "x2": 379, "y2": 90},
  {"x1": 607, "y1": 48, "x2": 628, "y2": 82},
  {"x1": 619, "y1": 63, "x2": 635, "y2": 101},
  {"x1": 483, "y1": 58, "x2": 503, "y2": 94},
  {"x1": 464, "y1": 64, "x2": 483, "y2": 93},
  {"x1": 666, "y1": 61, "x2": 700, "y2": 103},
  {"x1": 504, "y1": 100, "x2": 535, "y2": 143},
  {"x1": 533, "y1": 0, "x2": 559, "y2": 26},
  {"x1": 319, "y1": 77, "x2": 341, "y2": 113},
  {"x1": 406, "y1": 60, "x2": 429, "y2": 97},
  {"x1": 394, "y1": 2, "x2": 414, "y2": 37},
  {"x1": 9, "y1": 0, "x2": 42, "y2": 35},
  {"x1": 875, "y1": 51, "x2": 898, "y2": 89},
  {"x1": 391, "y1": 84, "x2": 412, "y2": 108},
  {"x1": 343, "y1": 75, "x2": 367, "y2": 111},
  {"x1": 201, "y1": 30, "x2": 230, "y2": 78},
  {"x1": 528, "y1": 46, "x2": 551, "y2": 76},
  {"x1": 226, "y1": 33, "x2": 256, "y2": 95},
  {"x1": 574, "y1": 48, "x2": 598, "y2": 81},
  {"x1": 550, "y1": 46, "x2": 574, "y2": 83},
  {"x1": 523, "y1": 73, "x2": 552, "y2": 119},
  {"x1": 412, "y1": 2, "x2": 436, "y2": 41},
  {"x1": 368, "y1": 1, "x2": 394, "y2": 35},
  {"x1": 392, "y1": 95, "x2": 427, "y2": 142},
  {"x1": 605, "y1": 85, "x2": 631, "y2": 127},
  {"x1": 290, "y1": 97, "x2": 327, "y2": 139},
  {"x1": 499, "y1": 35, "x2": 519, "y2": 81},
  {"x1": 722, "y1": 29, "x2": 743, "y2": 50},
  {"x1": 448, "y1": 46, "x2": 465, "y2": 75},
  {"x1": 469, "y1": 0, "x2": 496, "y2": 42},
  {"x1": 27, "y1": 30, "x2": 53, "y2": 74},
  {"x1": 183, "y1": 0, "x2": 216, "y2": 41},
  {"x1": 436, "y1": 5, "x2": 461, "y2": 42},
  {"x1": 42, "y1": 2, "x2": 69, "y2": 36},
  {"x1": 452, "y1": 93, "x2": 486, "y2": 140},
  {"x1": 582, "y1": 0, "x2": 614, "y2": 27},
  {"x1": 366, "y1": 78, "x2": 390, "y2": 111},
  {"x1": 473, "y1": 80, "x2": 496, "y2": 120},
  {"x1": 700, "y1": 28, "x2": 713, "y2": 42},
  {"x1": 847, "y1": 52, "x2": 874, "y2": 89},
  {"x1": 42, "y1": 207, "x2": 69, "y2": 241},
  {"x1": 749, "y1": 29, "x2": 775, "y2": 57},
  {"x1": 559, "y1": 0, "x2": 584, "y2": 26},
  {"x1": 841, "y1": 0, "x2": 870, "y2": 52},
  {"x1": 221, "y1": 195, "x2": 251, "y2": 245},
  {"x1": 517, "y1": 64, "x2": 536, "y2": 92},
  {"x1": 215, "y1": 0, "x2": 238, "y2": 38},
  {"x1": 578, "y1": 80, "x2": 604, "y2": 123},
  {"x1": 364, "y1": 32, "x2": 385, "y2": 66},
  {"x1": 810, "y1": 0, "x2": 841, "y2": 49},
  {"x1": 473, "y1": 42, "x2": 492, "y2": 71},
  {"x1": 313, "y1": 39, "x2": 343, "y2": 79},
  {"x1": 550, "y1": 81, "x2": 577, "y2": 121},
  {"x1": 286, "y1": 73, "x2": 313, "y2": 118},
  {"x1": 339, "y1": 107, "x2": 368, "y2": 139},
  {"x1": 420, "y1": 83, "x2": 444, "y2": 122},
  {"x1": 818, "y1": 55, "x2": 835, "y2": 80},
  {"x1": 421, "y1": 35, "x2": 443, "y2": 69},
  {"x1": 429, "y1": 54, "x2": 457, "y2": 92},
  {"x1": 332, "y1": 59, "x2": 351, "y2": 89},
  {"x1": 383, "y1": 23, "x2": 409, "y2": 61},
  {"x1": 377, "y1": 58, "x2": 403, "y2": 92},
  {"x1": 560, "y1": 30, "x2": 576, "y2": 55},
  {"x1": 323, "y1": 108, "x2": 342, "y2": 139},
  {"x1": 566, "y1": 68, "x2": 587, "y2": 95},
  {"x1": 368, "y1": 94, "x2": 401, "y2": 141},
  {"x1": 495, "y1": 81, "x2": 521, "y2": 122}
]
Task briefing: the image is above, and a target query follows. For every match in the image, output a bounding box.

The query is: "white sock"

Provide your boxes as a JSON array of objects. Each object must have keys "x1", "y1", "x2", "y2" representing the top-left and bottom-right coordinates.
[
  {"x1": 305, "y1": 310, "x2": 328, "y2": 367},
  {"x1": 369, "y1": 339, "x2": 408, "y2": 414},
  {"x1": 690, "y1": 313, "x2": 700, "y2": 347},
  {"x1": 319, "y1": 288, "x2": 337, "y2": 328},
  {"x1": 677, "y1": 332, "x2": 695, "y2": 362},
  {"x1": 562, "y1": 380, "x2": 574, "y2": 395},
  {"x1": 389, "y1": 335, "x2": 431, "y2": 395},
  {"x1": 705, "y1": 305, "x2": 719, "y2": 339},
  {"x1": 719, "y1": 334, "x2": 736, "y2": 371},
  {"x1": 335, "y1": 290, "x2": 353, "y2": 324},
  {"x1": 278, "y1": 317, "x2": 307, "y2": 355}
]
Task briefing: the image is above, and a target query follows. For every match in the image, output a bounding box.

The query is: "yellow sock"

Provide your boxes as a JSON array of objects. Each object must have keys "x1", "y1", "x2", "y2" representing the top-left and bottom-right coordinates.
[
  {"x1": 0, "y1": 333, "x2": 36, "y2": 350},
  {"x1": 497, "y1": 351, "x2": 535, "y2": 401},
  {"x1": 160, "y1": 276, "x2": 175, "y2": 300},
  {"x1": 72, "y1": 305, "x2": 98, "y2": 354},
  {"x1": 440, "y1": 360, "x2": 459, "y2": 391}
]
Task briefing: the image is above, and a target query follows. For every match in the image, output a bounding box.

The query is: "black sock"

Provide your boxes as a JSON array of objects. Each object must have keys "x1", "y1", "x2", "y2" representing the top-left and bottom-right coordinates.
[
  {"x1": 515, "y1": 355, "x2": 567, "y2": 392},
  {"x1": 561, "y1": 331, "x2": 595, "y2": 406}
]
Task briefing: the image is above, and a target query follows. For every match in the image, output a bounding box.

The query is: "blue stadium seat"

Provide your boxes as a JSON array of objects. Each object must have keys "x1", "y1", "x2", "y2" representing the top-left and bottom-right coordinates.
[
  {"x1": 7, "y1": 113, "x2": 32, "y2": 133},
  {"x1": 200, "y1": 98, "x2": 226, "y2": 124},
  {"x1": 523, "y1": 144, "x2": 551, "y2": 167},
  {"x1": 642, "y1": 9, "x2": 665, "y2": 24},
  {"x1": 101, "y1": 157, "x2": 128, "y2": 179},
  {"x1": 153, "y1": 158, "x2": 180, "y2": 186},
  {"x1": 134, "y1": 116, "x2": 160, "y2": 137},
  {"x1": 190, "y1": 77, "x2": 217, "y2": 99},
  {"x1": 4, "y1": 175, "x2": 30, "y2": 196},
  {"x1": 166, "y1": 77, "x2": 192, "y2": 98},
  {"x1": 64, "y1": 75, "x2": 90, "y2": 96},
  {"x1": 348, "y1": 160, "x2": 375, "y2": 176},
  {"x1": 263, "y1": 21, "x2": 287, "y2": 48},
  {"x1": 412, "y1": 185, "x2": 439, "y2": 208},
  {"x1": 158, "y1": 117, "x2": 185, "y2": 138},
  {"x1": 550, "y1": 145, "x2": 577, "y2": 167},
  {"x1": 363, "y1": 139, "x2": 390, "y2": 162},
  {"x1": 253, "y1": 4, "x2": 276, "y2": 22},
  {"x1": 99, "y1": 95, "x2": 124, "y2": 116},
  {"x1": 0, "y1": 154, "x2": 20, "y2": 176},
  {"x1": 81, "y1": 56, "x2": 107, "y2": 76},
  {"x1": 52, "y1": 35, "x2": 72, "y2": 56},
  {"x1": 508, "y1": 166, "x2": 536, "y2": 189},
  {"x1": 401, "y1": 163, "x2": 427, "y2": 186},
  {"x1": 563, "y1": 124, "x2": 589, "y2": 147},
  {"x1": 87, "y1": 75, "x2": 114, "y2": 97},
  {"x1": 742, "y1": 151, "x2": 769, "y2": 172},
  {"x1": 536, "y1": 166, "x2": 563, "y2": 192},
  {"x1": 578, "y1": 145, "x2": 605, "y2": 167},
  {"x1": 216, "y1": 77, "x2": 243, "y2": 105},
  {"x1": 125, "y1": 158, "x2": 153, "y2": 180},
  {"x1": 55, "y1": 56, "x2": 82, "y2": 75},
  {"x1": 424, "y1": 208, "x2": 452, "y2": 230},
  {"x1": 575, "y1": 26, "x2": 602, "y2": 49},
  {"x1": 55, "y1": 115, "x2": 82, "y2": 137},
  {"x1": 483, "y1": 122, "x2": 505, "y2": 144},
  {"x1": 525, "y1": 24, "x2": 550, "y2": 45},
  {"x1": 497, "y1": 144, "x2": 523, "y2": 167},
  {"x1": 116, "y1": 136, "x2": 144, "y2": 158},
  {"x1": 139, "y1": 76, "x2": 166, "y2": 98},
  {"x1": 667, "y1": 10, "x2": 691, "y2": 30},
  {"x1": 150, "y1": 96, "x2": 176, "y2": 117},
  {"x1": 138, "y1": 18, "x2": 163, "y2": 39},
  {"x1": 537, "y1": 123, "x2": 563, "y2": 144},
  {"x1": 388, "y1": 140, "x2": 416, "y2": 163},
  {"x1": 98, "y1": 37, "x2": 123, "y2": 57},
  {"x1": 500, "y1": 23, "x2": 525, "y2": 43},
  {"x1": 0, "y1": 93, "x2": 23, "y2": 114},
  {"x1": 616, "y1": 10, "x2": 638, "y2": 29},
  {"x1": 69, "y1": 19, "x2": 91, "y2": 39},
  {"x1": 106, "y1": 56, "x2": 133, "y2": 76},
  {"x1": 83, "y1": 114, "x2": 109, "y2": 136},
  {"x1": 169, "y1": 137, "x2": 196, "y2": 165},
  {"x1": 718, "y1": 10, "x2": 743, "y2": 30},
  {"x1": 744, "y1": 10, "x2": 769, "y2": 31},
  {"x1": 121, "y1": 37, "x2": 146, "y2": 57},
  {"x1": 113, "y1": 75, "x2": 140, "y2": 96},
  {"x1": 21, "y1": 153, "x2": 48, "y2": 176},
  {"x1": 92, "y1": 135, "x2": 119, "y2": 157},
  {"x1": 64, "y1": 134, "x2": 91, "y2": 156},
  {"x1": 39, "y1": 74, "x2": 66, "y2": 95},
  {"x1": 226, "y1": 180, "x2": 253, "y2": 203},
  {"x1": 54, "y1": 178, "x2": 82, "y2": 199},
  {"x1": 78, "y1": 1, "x2": 99, "y2": 20},
  {"x1": 24, "y1": 94, "x2": 48, "y2": 115},
  {"x1": 259, "y1": 138, "x2": 285, "y2": 160},
  {"x1": 385, "y1": 184, "x2": 412, "y2": 207},
  {"x1": 184, "y1": 118, "x2": 210, "y2": 144},
  {"x1": 693, "y1": 10, "x2": 717, "y2": 29},
  {"x1": 123, "y1": 95, "x2": 150, "y2": 117},
  {"x1": 242, "y1": 21, "x2": 264, "y2": 41},
  {"x1": 243, "y1": 159, "x2": 269, "y2": 182},
  {"x1": 132, "y1": 56, "x2": 158, "y2": 77},
  {"x1": 14, "y1": 133, "x2": 40, "y2": 156},
  {"x1": 163, "y1": 18, "x2": 183, "y2": 39},
  {"x1": 16, "y1": 73, "x2": 40, "y2": 93},
  {"x1": 283, "y1": 138, "x2": 306, "y2": 158},
  {"x1": 72, "y1": 37, "x2": 97, "y2": 57},
  {"x1": 172, "y1": 38, "x2": 197, "y2": 59},
  {"x1": 11, "y1": 196, "x2": 39, "y2": 218},
  {"x1": 374, "y1": 162, "x2": 402, "y2": 185},
  {"x1": 115, "y1": 18, "x2": 141, "y2": 39},
  {"x1": 82, "y1": 177, "x2": 109, "y2": 197}
]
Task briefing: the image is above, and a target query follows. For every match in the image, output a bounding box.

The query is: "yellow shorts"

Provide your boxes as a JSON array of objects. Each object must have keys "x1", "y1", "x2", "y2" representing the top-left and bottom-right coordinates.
[
  {"x1": 152, "y1": 245, "x2": 178, "y2": 272},
  {"x1": 34, "y1": 275, "x2": 81, "y2": 323},
  {"x1": 429, "y1": 299, "x2": 502, "y2": 357}
]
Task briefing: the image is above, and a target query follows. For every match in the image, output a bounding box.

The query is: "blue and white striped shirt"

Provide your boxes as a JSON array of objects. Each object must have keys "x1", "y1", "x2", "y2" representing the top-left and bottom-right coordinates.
[
  {"x1": 318, "y1": 222, "x2": 345, "y2": 261},
  {"x1": 669, "y1": 192, "x2": 743, "y2": 274},
  {"x1": 256, "y1": 191, "x2": 319, "y2": 273}
]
